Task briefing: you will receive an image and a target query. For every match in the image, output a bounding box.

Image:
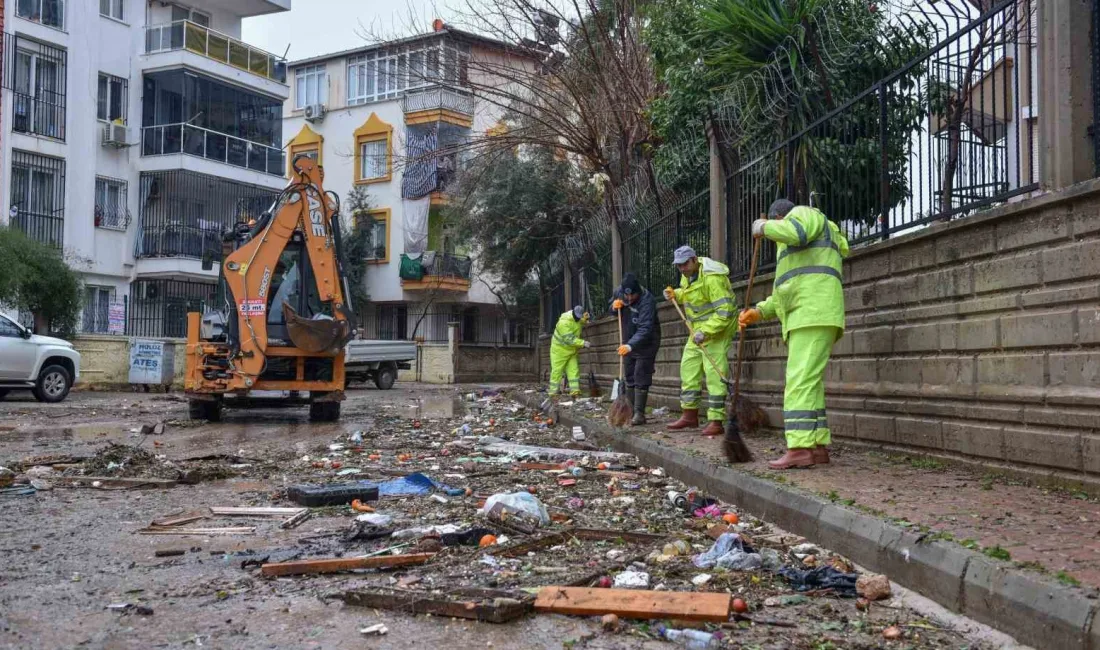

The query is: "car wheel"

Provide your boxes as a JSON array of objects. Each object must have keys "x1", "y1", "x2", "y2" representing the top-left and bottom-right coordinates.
[
  {"x1": 309, "y1": 401, "x2": 340, "y2": 422},
  {"x1": 374, "y1": 365, "x2": 396, "y2": 390},
  {"x1": 188, "y1": 398, "x2": 222, "y2": 422},
  {"x1": 33, "y1": 365, "x2": 71, "y2": 403}
]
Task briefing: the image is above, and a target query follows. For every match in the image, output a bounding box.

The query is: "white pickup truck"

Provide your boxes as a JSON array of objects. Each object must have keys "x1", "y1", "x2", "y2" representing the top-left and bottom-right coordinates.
[
  {"x1": 0, "y1": 312, "x2": 81, "y2": 403},
  {"x1": 344, "y1": 340, "x2": 417, "y2": 389}
]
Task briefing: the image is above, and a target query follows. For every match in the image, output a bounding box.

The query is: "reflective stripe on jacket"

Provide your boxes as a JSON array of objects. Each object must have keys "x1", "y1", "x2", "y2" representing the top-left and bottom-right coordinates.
[
  {"x1": 756, "y1": 206, "x2": 849, "y2": 341},
  {"x1": 551, "y1": 311, "x2": 586, "y2": 350},
  {"x1": 673, "y1": 257, "x2": 736, "y2": 339}
]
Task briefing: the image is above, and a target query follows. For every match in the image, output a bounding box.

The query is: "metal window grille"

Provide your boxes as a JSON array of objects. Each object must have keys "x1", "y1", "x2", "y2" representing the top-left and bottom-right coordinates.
[
  {"x1": 95, "y1": 176, "x2": 130, "y2": 230},
  {"x1": 81, "y1": 286, "x2": 113, "y2": 334},
  {"x1": 126, "y1": 279, "x2": 215, "y2": 338},
  {"x1": 136, "y1": 170, "x2": 279, "y2": 259},
  {"x1": 3, "y1": 33, "x2": 67, "y2": 140},
  {"x1": 9, "y1": 150, "x2": 65, "y2": 248}
]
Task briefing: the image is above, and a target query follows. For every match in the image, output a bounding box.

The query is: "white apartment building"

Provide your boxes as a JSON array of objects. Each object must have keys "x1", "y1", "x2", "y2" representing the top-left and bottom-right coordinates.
[
  {"x1": 282, "y1": 23, "x2": 529, "y2": 346},
  {"x1": 0, "y1": 0, "x2": 291, "y2": 336}
]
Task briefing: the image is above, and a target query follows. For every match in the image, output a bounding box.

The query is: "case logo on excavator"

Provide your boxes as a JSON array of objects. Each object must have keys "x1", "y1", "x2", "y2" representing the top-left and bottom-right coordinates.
[
  {"x1": 307, "y1": 189, "x2": 326, "y2": 237},
  {"x1": 258, "y1": 267, "x2": 272, "y2": 298}
]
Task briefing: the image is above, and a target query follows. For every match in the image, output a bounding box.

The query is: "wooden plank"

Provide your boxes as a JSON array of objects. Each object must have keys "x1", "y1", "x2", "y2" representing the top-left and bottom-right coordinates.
[
  {"x1": 337, "y1": 588, "x2": 532, "y2": 624},
  {"x1": 210, "y1": 507, "x2": 306, "y2": 517},
  {"x1": 261, "y1": 553, "x2": 434, "y2": 577},
  {"x1": 152, "y1": 509, "x2": 211, "y2": 527},
  {"x1": 66, "y1": 476, "x2": 177, "y2": 488},
  {"x1": 534, "y1": 587, "x2": 731, "y2": 622},
  {"x1": 139, "y1": 526, "x2": 255, "y2": 536},
  {"x1": 280, "y1": 510, "x2": 312, "y2": 529},
  {"x1": 512, "y1": 462, "x2": 564, "y2": 471}
]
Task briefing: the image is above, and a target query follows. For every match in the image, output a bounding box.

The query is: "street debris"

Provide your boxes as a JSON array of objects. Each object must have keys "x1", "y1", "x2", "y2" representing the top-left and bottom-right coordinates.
[{"x1": 856, "y1": 572, "x2": 893, "y2": 601}]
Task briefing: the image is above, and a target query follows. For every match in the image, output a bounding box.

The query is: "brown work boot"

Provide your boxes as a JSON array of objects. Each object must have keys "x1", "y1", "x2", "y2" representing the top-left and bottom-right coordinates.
[
  {"x1": 768, "y1": 448, "x2": 816, "y2": 470},
  {"x1": 812, "y1": 446, "x2": 831, "y2": 465},
  {"x1": 701, "y1": 420, "x2": 724, "y2": 437},
  {"x1": 667, "y1": 408, "x2": 699, "y2": 430}
]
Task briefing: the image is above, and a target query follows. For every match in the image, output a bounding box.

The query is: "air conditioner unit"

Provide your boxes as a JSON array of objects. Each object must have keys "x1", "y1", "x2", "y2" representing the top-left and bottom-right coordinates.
[
  {"x1": 102, "y1": 122, "x2": 128, "y2": 148},
  {"x1": 304, "y1": 103, "x2": 326, "y2": 123}
]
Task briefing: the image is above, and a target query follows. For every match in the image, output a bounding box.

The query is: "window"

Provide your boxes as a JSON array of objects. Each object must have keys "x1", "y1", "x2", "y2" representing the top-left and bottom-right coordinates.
[
  {"x1": 295, "y1": 65, "x2": 327, "y2": 109},
  {"x1": 361, "y1": 209, "x2": 389, "y2": 263},
  {"x1": 82, "y1": 287, "x2": 113, "y2": 334},
  {"x1": 360, "y1": 140, "x2": 388, "y2": 181},
  {"x1": 97, "y1": 73, "x2": 128, "y2": 124},
  {"x1": 0, "y1": 314, "x2": 24, "y2": 338},
  {"x1": 16, "y1": 0, "x2": 64, "y2": 29},
  {"x1": 95, "y1": 177, "x2": 129, "y2": 230},
  {"x1": 7, "y1": 38, "x2": 68, "y2": 140},
  {"x1": 99, "y1": 0, "x2": 122, "y2": 21},
  {"x1": 171, "y1": 3, "x2": 210, "y2": 26},
  {"x1": 346, "y1": 41, "x2": 467, "y2": 106},
  {"x1": 10, "y1": 151, "x2": 65, "y2": 248}
]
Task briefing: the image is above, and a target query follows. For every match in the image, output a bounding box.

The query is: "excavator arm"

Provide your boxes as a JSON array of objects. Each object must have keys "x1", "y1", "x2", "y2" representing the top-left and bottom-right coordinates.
[{"x1": 190, "y1": 156, "x2": 354, "y2": 392}]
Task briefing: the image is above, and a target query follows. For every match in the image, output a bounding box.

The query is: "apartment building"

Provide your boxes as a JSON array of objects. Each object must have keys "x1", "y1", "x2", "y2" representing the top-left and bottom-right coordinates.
[
  {"x1": 0, "y1": 0, "x2": 290, "y2": 335},
  {"x1": 282, "y1": 22, "x2": 530, "y2": 346}
]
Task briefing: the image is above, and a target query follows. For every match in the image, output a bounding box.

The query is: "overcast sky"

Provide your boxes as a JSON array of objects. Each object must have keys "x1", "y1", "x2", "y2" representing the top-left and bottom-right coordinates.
[{"x1": 242, "y1": 0, "x2": 441, "y2": 63}]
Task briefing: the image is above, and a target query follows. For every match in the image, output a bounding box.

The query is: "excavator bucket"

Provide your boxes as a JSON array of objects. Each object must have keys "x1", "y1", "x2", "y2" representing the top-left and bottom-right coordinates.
[{"x1": 283, "y1": 303, "x2": 352, "y2": 354}]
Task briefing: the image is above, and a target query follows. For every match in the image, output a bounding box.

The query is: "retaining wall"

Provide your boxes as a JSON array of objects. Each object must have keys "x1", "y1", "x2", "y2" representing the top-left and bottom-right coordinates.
[{"x1": 454, "y1": 343, "x2": 537, "y2": 384}]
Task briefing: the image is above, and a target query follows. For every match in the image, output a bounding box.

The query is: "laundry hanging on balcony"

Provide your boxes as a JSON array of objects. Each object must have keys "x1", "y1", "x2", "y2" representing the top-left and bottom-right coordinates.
[
  {"x1": 403, "y1": 197, "x2": 430, "y2": 255},
  {"x1": 401, "y1": 128, "x2": 439, "y2": 200}
]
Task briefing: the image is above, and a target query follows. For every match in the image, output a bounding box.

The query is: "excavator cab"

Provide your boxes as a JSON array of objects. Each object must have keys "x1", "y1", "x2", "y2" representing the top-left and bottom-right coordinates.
[{"x1": 184, "y1": 156, "x2": 356, "y2": 422}]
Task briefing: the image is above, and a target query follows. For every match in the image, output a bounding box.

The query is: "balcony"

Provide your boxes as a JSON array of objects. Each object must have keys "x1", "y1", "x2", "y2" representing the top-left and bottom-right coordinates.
[
  {"x1": 401, "y1": 252, "x2": 472, "y2": 292},
  {"x1": 402, "y1": 87, "x2": 474, "y2": 125},
  {"x1": 145, "y1": 20, "x2": 287, "y2": 84},
  {"x1": 142, "y1": 122, "x2": 286, "y2": 178}
]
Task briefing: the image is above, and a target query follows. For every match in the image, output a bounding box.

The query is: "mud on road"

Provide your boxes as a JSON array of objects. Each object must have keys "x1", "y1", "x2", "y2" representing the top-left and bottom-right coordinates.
[{"x1": 0, "y1": 387, "x2": 1021, "y2": 649}]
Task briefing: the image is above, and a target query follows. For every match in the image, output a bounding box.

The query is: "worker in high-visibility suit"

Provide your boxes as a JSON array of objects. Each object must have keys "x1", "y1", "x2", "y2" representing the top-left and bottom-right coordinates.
[
  {"x1": 663, "y1": 245, "x2": 737, "y2": 437},
  {"x1": 739, "y1": 199, "x2": 849, "y2": 469},
  {"x1": 548, "y1": 306, "x2": 591, "y2": 397}
]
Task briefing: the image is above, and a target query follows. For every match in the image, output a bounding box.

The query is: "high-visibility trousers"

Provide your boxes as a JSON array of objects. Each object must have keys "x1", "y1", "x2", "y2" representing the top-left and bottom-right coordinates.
[
  {"x1": 679, "y1": 335, "x2": 732, "y2": 422},
  {"x1": 549, "y1": 345, "x2": 581, "y2": 396},
  {"x1": 782, "y1": 325, "x2": 840, "y2": 449}
]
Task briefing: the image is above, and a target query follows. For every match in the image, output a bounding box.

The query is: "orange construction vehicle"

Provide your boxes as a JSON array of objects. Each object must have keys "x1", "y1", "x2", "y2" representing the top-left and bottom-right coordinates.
[{"x1": 184, "y1": 156, "x2": 356, "y2": 422}]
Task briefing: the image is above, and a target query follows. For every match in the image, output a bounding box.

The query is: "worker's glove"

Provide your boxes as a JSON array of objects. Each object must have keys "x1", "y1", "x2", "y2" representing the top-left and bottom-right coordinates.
[
  {"x1": 751, "y1": 219, "x2": 768, "y2": 239},
  {"x1": 692, "y1": 331, "x2": 706, "y2": 345},
  {"x1": 583, "y1": 341, "x2": 592, "y2": 349},
  {"x1": 663, "y1": 286, "x2": 676, "y2": 301},
  {"x1": 617, "y1": 344, "x2": 632, "y2": 356},
  {"x1": 738, "y1": 308, "x2": 762, "y2": 329},
  {"x1": 612, "y1": 299, "x2": 624, "y2": 310}
]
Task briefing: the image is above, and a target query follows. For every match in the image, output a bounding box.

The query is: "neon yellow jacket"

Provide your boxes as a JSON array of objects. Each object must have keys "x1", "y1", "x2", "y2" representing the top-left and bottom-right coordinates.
[
  {"x1": 756, "y1": 206, "x2": 849, "y2": 341},
  {"x1": 551, "y1": 311, "x2": 587, "y2": 351},
  {"x1": 673, "y1": 257, "x2": 736, "y2": 339}
]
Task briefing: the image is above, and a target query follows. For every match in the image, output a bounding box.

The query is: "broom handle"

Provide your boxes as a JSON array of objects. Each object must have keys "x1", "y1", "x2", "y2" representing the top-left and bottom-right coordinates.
[
  {"x1": 733, "y1": 237, "x2": 763, "y2": 400},
  {"x1": 669, "y1": 297, "x2": 728, "y2": 381},
  {"x1": 616, "y1": 307, "x2": 625, "y2": 381}
]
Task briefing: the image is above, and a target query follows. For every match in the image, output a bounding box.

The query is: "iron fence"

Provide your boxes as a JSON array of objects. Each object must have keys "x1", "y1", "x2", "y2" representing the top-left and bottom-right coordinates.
[
  {"x1": 726, "y1": 0, "x2": 1037, "y2": 278},
  {"x1": 621, "y1": 188, "x2": 711, "y2": 297},
  {"x1": 126, "y1": 279, "x2": 216, "y2": 338}
]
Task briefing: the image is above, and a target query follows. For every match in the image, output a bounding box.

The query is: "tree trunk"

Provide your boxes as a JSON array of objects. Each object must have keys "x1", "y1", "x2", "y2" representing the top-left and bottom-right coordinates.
[{"x1": 939, "y1": 12, "x2": 990, "y2": 217}]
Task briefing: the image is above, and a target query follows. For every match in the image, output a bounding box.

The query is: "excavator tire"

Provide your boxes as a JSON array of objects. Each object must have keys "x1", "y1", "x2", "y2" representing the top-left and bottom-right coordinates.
[
  {"x1": 309, "y1": 401, "x2": 340, "y2": 422},
  {"x1": 189, "y1": 398, "x2": 222, "y2": 422}
]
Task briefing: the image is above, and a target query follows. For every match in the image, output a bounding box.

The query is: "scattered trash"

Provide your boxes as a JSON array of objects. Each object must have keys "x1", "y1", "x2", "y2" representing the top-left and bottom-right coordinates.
[
  {"x1": 778, "y1": 566, "x2": 860, "y2": 598},
  {"x1": 287, "y1": 482, "x2": 379, "y2": 507},
  {"x1": 356, "y1": 513, "x2": 393, "y2": 526},
  {"x1": 106, "y1": 603, "x2": 154, "y2": 616},
  {"x1": 613, "y1": 571, "x2": 650, "y2": 589},
  {"x1": 760, "y1": 548, "x2": 783, "y2": 571},
  {"x1": 535, "y1": 586, "x2": 732, "y2": 622},
  {"x1": 856, "y1": 573, "x2": 892, "y2": 601},
  {"x1": 571, "y1": 426, "x2": 586, "y2": 441},
  {"x1": 731, "y1": 597, "x2": 748, "y2": 613},
  {"x1": 0, "y1": 467, "x2": 14, "y2": 487},
  {"x1": 481, "y1": 492, "x2": 550, "y2": 527},
  {"x1": 764, "y1": 594, "x2": 809, "y2": 607},
  {"x1": 359, "y1": 623, "x2": 388, "y2": 636},
  {"x1": 691, "y1": 574, "x2": 712, "y2": 586},
  {"x1": 883, "y1": 625, "x2": 903, "y2": 640},
  {"x1": 601, "y1": 613, "x2": 620, "y2": 631},
  {"x1": 658, "y1": 626, "x2": 721, "y2": 649},
  {"x1": 693, "y1": 533, "x2": 761, "y2": 570}
]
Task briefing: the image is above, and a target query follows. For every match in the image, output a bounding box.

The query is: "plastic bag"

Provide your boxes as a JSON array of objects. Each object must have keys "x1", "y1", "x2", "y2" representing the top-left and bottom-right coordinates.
[
  {"x1": 480, "y1": 492, "x2": 550, "y2": 526},
  {"x1": 778, "y1": 566, "x2": 859, "y2": 597},
  {"x1": 693, "y1": 532, "x2": 762, "y2": 570}
]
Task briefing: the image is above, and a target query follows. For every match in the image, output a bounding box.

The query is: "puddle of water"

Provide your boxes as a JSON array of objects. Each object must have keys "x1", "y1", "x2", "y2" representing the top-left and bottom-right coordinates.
[{"x1": 401, "y1": 397, "x2": 464, "y2": 419}]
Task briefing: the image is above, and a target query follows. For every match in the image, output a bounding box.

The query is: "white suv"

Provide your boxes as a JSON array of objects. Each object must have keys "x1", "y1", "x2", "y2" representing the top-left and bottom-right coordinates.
[{"x1": 0, "y1": 312, "x2": 81, "y2": 403}]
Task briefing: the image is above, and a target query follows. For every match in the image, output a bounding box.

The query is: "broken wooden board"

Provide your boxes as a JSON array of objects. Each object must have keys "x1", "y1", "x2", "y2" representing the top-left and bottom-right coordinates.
[
  {"x1": 139, "y1": 526, "x2": 255, "y2": 536},
  {"x1": 511, "y1": 462, "x2": 564, "y2": 471},
  {"x1": 65, "y1": 476, "x2": 178, "y2": 488},
  {"x1": 535, "y1": 586, "x2": 731, "y2": 622},
  {"x1": 334, "y1": 587, "x2": 532, "y2": 623},
  {"x1": 280, "y1": 509, "x2": 311, "y2": 529},
  {"x1": 260, "y1": 553, "x2": 434, "y2": 577},
  {"x1": 210, "y1": 507, "x2": 307, "y2": 517},
  {"x1": 479, "y1": 442, "x2": 637, "y2": 465},
  {"x1": 492, "y1": 528, "x2": 667, "y2": 559},
  {"x1": 152, "y1": 509, "x2": 211, "y2": 527}
]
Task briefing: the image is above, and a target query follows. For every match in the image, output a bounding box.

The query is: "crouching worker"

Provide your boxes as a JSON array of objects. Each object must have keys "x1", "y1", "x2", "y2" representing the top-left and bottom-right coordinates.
[
  {"x1": 613, "y1": 272, "x2": 662, "y2": 425},
  {"x1": 739, "y1": 199, "x2": 849, "y2": 469},
  {"x1": 663, "y1": 246, "x2": 736, "y2": 436},
  {"x1": 549, "y1": 306, "x2": 591, "y2": 398}
]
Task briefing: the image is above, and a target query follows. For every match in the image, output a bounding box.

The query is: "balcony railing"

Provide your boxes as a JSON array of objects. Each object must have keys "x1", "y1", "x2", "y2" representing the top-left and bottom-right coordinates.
[
  {"x1": 402, "y1": 87, "x2": 474, "y2": 116},
  {"x1": 424, "y1": 252, "x2": 472, "y2": 280},
  {"x1": 144, "y1": 20, "x2": 287, "y2": 84},
  {"x1": 11, "y1": 212, "x2": 63, "y2": 249},
  {"x1": 142, "y1": 122, "x2": 285, "y2": 177}
]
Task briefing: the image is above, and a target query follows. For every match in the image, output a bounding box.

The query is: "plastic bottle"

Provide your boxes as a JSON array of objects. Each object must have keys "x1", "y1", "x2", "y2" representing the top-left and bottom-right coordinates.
[
  {"x1": 659, "y1": 627, "x2": 720, "y2": 649},
  {"x1": 667, "y1": 490, "x2": 688, "y2": 509}
]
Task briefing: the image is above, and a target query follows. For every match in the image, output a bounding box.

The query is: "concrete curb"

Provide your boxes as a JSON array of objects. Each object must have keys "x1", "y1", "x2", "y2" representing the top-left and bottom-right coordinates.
[{"x1": 519, "y1": 395, "x2": 1099, "y2": 650}]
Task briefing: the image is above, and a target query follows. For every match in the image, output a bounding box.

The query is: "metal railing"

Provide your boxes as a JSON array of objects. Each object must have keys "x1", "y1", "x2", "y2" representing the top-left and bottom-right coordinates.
[
  {"x1": 402, "y1": 87, "x2": 474, "y2": 115},
  {"x1": 423, "y1": 252, "x2": 472, "y2": 280},
  {"x1": 9, "y1": 150, "x2": 66, "y2": 249},
  {"x1": 725, "y1": 0, "x2": 1037, "y2": 278},
  {"x1": 141, "y1": 122, "x2": 286, "y2": 177},
  {"x1": 621, "y1": 188, "x2": 711, "y2": 298},
  {"x1": 144, "y1": 20, "x2": 287, "y2": 84},
  {"x1": 126, "y1": 279, "x2": 215, "y2": 339},
  {"x1": 3, "y1": 33, "x2": 68, "y2": 141}
]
